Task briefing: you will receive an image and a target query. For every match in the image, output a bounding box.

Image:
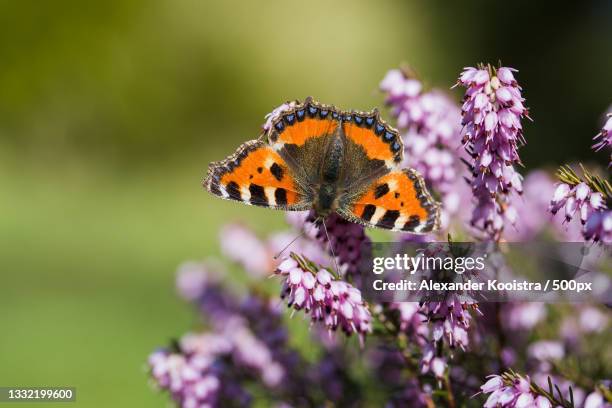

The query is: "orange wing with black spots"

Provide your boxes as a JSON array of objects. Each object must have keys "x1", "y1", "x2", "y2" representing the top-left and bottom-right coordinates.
[
  {"x1": 204, "y1": 140, "x2": 311, "y2": 210},
  {"x1": 337, "y1": 169, "x2": 440, "y2": 233},
  {"x1": 341, "y1": 110, "x2": 404, "y2": 169},
  {"x1": 267, "y1": 97, "x2": 339, "y2": 149}
]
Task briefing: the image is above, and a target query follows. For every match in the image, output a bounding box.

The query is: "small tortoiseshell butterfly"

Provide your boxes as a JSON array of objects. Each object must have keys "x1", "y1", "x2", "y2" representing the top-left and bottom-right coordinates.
[{"x1": 204, "y1": 97, "x2": 440, "y2": 233}]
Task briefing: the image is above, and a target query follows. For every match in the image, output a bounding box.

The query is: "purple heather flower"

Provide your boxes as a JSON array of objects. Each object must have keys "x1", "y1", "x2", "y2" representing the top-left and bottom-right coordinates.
[
  {"x1": 381, "y1": 70, "x2": 462, "y2": 153},
  {"x1": 585, "y1": 210, "x2": 612, "y2": 244},
  {"x1": 181, "y1": 321, "x2": 286, "y2": 388},
  {"x1": 480, "y1": 375, "x2": 504, "y2": 393},
  {"x1": 150, "y1": 262, "x2": 322, "y2": 408},
  {"x1": 549, "y1": 178, "x2": 611, "y2": 244},
  {"x1": 220, "y1": 223, "x2": 273, "y2": 277},
  {"x1": 527, "y1": 340, "x2": 565, "y2": 362},
  {"x1": 500, "y1": 347, "x2": 517, "y2": 367},
  {"x1": 456, "y1": 65, "x2": 529, "y2": 240},
  {"x1": 148, "y1": 349, "x2": 224, "y2": 407},
  {"x1": 421, "y1": 295, "x2": 478, "y2": 350},
  {"x1": 223, "y1": 320, "x2": 286, "y2": 387},
  {"x1": 149, "y1": 316, "x2": 289, "y2": 406},
  {"x1": 381, "y1": 68, "x2": 466, "y2": 231},
  {"x1": 560, "y1": 306, "x2": 609, "y2": 348},
  {"x1": 559, "y1": 306, "x2": 609, "y2": 346},
  {"x1": 275, "y1": 255, "x2": 372, "y2": 344},
  {"x1": 550, "y1": 182, "x2": 606, "y2": 225},
  {"x1": 502, "y1": 302, "x2": 547, "y2": 331},
  {"x1": 390, "y1": 302, "x2": 428, "y2": 344},
  {"x1": 176, "y1": 261, "x2": 215, "y2": 301},
  {"x1": 175, "y1": 261, "x2": 240, "y2": 321},
  {"x1": 302, "y1": 211, "x2": 371, "y2": 277},
  {"x1": 411, "y1": 243, "x2": 481, "y2": 350},
  {"x1": 578, "y1": 306, "x2": 609, "y2": 333},
  {"x1": 480, "y1": 374, "x2": 552, "y2": 408},
  {"x1": 420, "y1": 343, "x2": 447, "y2": 381},
  {"x1": 584, "y1": 392, "x2": 607, "y2": 408}
]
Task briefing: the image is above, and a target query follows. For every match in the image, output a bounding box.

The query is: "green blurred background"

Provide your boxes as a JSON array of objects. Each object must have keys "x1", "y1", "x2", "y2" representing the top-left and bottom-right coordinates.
[{"x1": 0, "y1": 0, "x2": 610, "y2": 406}]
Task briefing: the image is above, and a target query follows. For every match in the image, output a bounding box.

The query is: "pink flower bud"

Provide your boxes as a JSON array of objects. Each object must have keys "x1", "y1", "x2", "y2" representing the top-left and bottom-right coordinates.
[
  {"x1": 515, "y1": 393, "x2": 535, "y2": 408},
  {"x1": 379, "y1": 69, "x2": 404, "y2": 91},
  {"x1": 484, "y1": 112, "x2": 498, "y2": 131},
  {"x1": 575, "y1": 182, "x2": 590, "y2": 201},
  {"x1": 496, "y1": 87, "x2": 513, "y2": 103},
  {"x1": 302, "y1": 272, "x2": 316, "y2": 289},
  {"x1": 431, "y1": 357, "x2": 446, "y2": 378},
  {"x1": 497, "y1": 67, "x2": 516, "y2": 84},
  {"x1": 590, "y1": 192, "x2": 604, "y2": 209},
  {"x1": 497, "y1": 387, "x2": 517, "y2": 405},
  {"x1": 481, "y1": 376, "x2": 503, "y2": 393},
  {"x1": 535, "y1": 396, "x2": 552, "y2": 408},
  {"x1": 473, "y1": 69, "x2": 490, "y2": 85},
  {"x1": 277, "y1": 258, "x2": 297, "y2": 273},
  {"x1": 289, "y1": 268, "x2": 303, "y2": 285},
  {"x1": 316, "y1": 269, "x2": 332, "y2": 285},
  {"x1": 552, "y1": 183, "x2": 571, "y2": 204}
]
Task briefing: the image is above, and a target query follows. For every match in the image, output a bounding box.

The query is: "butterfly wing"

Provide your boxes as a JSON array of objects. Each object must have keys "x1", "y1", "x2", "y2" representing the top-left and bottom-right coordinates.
[
  {"x1": 266, "y1": 97, "x2": 341, "y2": 184},
  {"x1": 268, "y1": 97, "x2": 339, "y2": 148},
  {"x1": 204, "y1": 140, "x2": 312, "y2": 210},
  {"x1": 340, "y1": 109, "x2": 404, "y2": 170},
  {"x1": 337, "y1": 168, "x2": 440, "y2": 233}
]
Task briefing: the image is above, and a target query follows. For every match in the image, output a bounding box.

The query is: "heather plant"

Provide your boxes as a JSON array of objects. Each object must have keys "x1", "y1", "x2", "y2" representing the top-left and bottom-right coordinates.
[{"x1": 147, "y1": 64, "x2": 611, "y2": 407}]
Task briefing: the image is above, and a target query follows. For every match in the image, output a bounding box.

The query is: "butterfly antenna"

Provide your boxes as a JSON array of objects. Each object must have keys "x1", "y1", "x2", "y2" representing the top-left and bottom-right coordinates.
[
  {"x1": 320, "y1": 217, "x2": 340, "y2": 274},
  {"x1": 274, "y1": 217, "x2": 318, "y2": 260},
  {"x1": 273, "y1": 228, "x2": 308, "y2": 260}
]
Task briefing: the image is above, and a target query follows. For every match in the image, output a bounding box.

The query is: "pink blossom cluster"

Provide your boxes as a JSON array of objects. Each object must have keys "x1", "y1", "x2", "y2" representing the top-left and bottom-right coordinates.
[
  {"x1": 380, "y1": 68, "x2": 470, "y2": 230},
  {"x1": 550, "y1": 182, "x2": 610, "y2": 244},
  {"x1": 275, "y1": 256, "x2": 372, "y2": 344},
  {"x1": 301, "y1": 211, "x2": 371, "y2": 277},
  {"x1": 389, "y1": 294, "x2": 478, "y2": 383},
  {"x1": 480, "y1": 375, "x2": 552, "y2": 408},
  {"x1": 422, "y1": 296, "x2": 478, "y2": 351},
  {"x1": 584, "y1": 210, "x2": 612, "y2": 243},
  {"x1": 148, "y1": 262, "x2": 305, "y2": 407},
  {"x1": 219, "y1": 223, "x2": 274, "y2": 277},
  {"x1": 550, "y1": 182, "x2": 606, "y2": 224},
  {"x1": 391, "y1": 301, "x2": 428, "y2": 343},
  {"x1": 412, "y1": 243, "x2": 480, "y2": 350},
  {"x1": 149, "y1": 348, "x2": 225, "y2": 408},
  {"x1": 381, "y1": 69, "x2": 463, "y2": 190},
  {"x1": 219, "y1": 220, "x2": 331, "y2": 279},
  {"x1": 420, "y1": 343, "x2": 448, "y2": 381},
  {"x1": 456, "y1": 65, "x2": 529, "y2": 240},
  {"x1": 149, "y1": 326, "x2": 270, "y2": 408}
]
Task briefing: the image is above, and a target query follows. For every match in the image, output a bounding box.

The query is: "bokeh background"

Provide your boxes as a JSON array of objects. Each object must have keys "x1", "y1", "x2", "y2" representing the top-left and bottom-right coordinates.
[{"x1": 0, "y1": 0, "x2": 610, "y2": 406}]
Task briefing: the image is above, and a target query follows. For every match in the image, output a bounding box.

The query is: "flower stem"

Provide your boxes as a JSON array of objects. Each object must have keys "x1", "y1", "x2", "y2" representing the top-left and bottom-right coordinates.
[{"x1": 443, "y1": 373, "x2": 456, "y2": 408}]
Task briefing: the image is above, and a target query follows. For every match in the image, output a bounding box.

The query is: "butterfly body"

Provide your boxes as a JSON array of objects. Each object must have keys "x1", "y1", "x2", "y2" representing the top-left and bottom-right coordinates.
[{"x1": 205, "y1": 97, "x2": 441, "y2": 233}]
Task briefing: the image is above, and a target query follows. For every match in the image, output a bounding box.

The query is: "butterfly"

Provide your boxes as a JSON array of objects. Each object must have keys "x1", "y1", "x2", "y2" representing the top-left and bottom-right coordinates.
[{"x1": 204, "y1": 97, "x2": 440, "y2": 233}]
